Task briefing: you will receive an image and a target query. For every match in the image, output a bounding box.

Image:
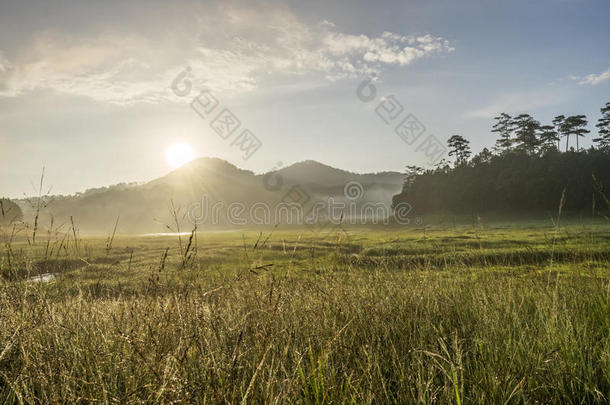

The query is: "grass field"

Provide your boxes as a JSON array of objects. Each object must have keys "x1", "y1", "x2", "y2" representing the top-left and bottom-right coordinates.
[{"x1": 1, "y1": 221, "x2": 610, "y2": 403}]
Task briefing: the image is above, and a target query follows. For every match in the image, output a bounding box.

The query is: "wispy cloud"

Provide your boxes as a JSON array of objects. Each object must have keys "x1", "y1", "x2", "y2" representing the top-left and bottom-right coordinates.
[
  {"x1": 0, "y1": 7, "x2": 453, "y2": 105},
  {"x1": 573, "y1": 66, "x2": 610, "y2": 85}
]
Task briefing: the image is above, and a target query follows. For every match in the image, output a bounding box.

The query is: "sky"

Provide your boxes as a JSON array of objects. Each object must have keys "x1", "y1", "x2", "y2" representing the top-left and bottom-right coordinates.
[{"x1": 1, "y1": 0, "x2": 609, "y2": 198}]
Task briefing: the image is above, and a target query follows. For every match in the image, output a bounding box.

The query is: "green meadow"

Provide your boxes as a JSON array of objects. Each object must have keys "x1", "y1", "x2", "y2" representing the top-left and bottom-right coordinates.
[{"x1": 1, "y1": 221, "x2": 609, "y2": 403}]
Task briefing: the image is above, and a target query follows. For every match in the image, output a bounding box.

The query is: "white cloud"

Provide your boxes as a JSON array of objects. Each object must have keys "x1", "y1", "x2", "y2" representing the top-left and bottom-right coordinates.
[
  {"x1": 0, "y1": 51, "x2": 16, "y2": 96},
  {"x1": 0, "y1": 7, "x2": 453, "y2": 105},
  {"x1": 576, "y1": 67, "x2": 610, "y2": 85}
]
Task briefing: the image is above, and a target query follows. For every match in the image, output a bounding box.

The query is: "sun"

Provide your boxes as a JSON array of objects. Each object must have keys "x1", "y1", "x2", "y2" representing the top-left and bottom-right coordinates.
[{"x1": 166, "y1": 143, "x2": 195, "y2": 169}]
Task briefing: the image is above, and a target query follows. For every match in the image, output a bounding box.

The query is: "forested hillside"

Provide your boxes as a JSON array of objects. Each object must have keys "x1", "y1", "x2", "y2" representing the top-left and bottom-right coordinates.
[{"x1": 393, "y1": 102, "x2": 610, "y2": 215}]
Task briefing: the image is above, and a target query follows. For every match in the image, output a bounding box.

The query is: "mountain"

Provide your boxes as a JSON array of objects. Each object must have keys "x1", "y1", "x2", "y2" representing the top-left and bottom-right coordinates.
[
  {"x1": 18, "y1": 158, "x2": 405, "y2": 233},
  {"x1": 275, "y1": 160, "x2": 402, "y2": 188},
  {"x1": 270, "y1": 160, "x2": 404, "y2": 210}
]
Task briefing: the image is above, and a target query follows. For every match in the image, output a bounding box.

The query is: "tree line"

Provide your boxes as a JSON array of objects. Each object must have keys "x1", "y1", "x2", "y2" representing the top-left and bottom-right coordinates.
[
  {"x1": 0, "y1": 199, "x2": 23, "y2": 227},
  {"x1": 393, "y1": 102, "x2": 610, "y2": 215}
]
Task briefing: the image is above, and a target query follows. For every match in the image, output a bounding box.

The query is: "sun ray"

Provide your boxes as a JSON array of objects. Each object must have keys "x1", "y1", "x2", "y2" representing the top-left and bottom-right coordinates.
[{"x1": 166, "y1": 143, "x2": 195, "y2": 169}]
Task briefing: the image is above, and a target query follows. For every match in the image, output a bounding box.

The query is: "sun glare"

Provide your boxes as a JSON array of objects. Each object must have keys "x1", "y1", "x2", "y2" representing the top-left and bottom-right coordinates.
[{"x1": 166, "y1": 143, "x2": 195, "y2": 169}]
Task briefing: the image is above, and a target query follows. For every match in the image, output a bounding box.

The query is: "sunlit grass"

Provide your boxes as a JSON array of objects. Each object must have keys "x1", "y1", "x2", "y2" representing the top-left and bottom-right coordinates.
[{"x1": 1, "y1": 224, "x2": 609, "y2": 403}]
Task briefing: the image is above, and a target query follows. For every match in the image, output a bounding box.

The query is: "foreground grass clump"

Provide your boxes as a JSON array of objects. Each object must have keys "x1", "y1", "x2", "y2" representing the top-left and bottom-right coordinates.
[{"x1": 0, "y1": 226, "x2": 609, "y2": 403}]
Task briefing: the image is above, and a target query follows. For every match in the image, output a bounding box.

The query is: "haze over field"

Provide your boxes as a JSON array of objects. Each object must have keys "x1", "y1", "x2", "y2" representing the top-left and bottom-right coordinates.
[
  {"x1": 1, "y1": 1, "x2": 610, "y2": 403},
  {"x1": 15, "y1": 159, "x2": 406, "y2": 233}
]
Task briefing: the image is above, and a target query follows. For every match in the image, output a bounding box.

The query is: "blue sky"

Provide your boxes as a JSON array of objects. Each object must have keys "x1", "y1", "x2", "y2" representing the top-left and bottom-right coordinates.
[{"x1": 1, "y1": 0, "x2": 609, "y2": 198}]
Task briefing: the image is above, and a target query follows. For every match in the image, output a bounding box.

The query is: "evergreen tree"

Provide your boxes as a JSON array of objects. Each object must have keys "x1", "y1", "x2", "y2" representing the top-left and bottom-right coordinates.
[
  {"x1": 447, "y1": 135, "x2": 472, "y2": 166},
  {"x1": 512, "y1": 114, "x2": 540, "y2": 155},
  {"x1": 594, "y1": 102, "x2": 610, "y2": 150},
  {"x1": 471, "y1": 147, "x2": 493, "y2": 165},
  {"x1": 553, "y1": 115, "x2": 569, "y2": 151},
  {"x1": 537, "y1": 125, "x2": 560, "y2": 154},
  {"x1": 563, "y1": 115, "x2": 589, "y2": 151},
  {"x1": 491, "y1": 113, "x2": 513, "y2": 153},
  {"x1": 403, "y1": 165, "x2": 424, "y2": 188},
  {"x1": 393, "y1": 107, "x2": 610, "y2": 216},
  {"x1": 393, "y1": 149, "x2": 610, "y2": 214}
]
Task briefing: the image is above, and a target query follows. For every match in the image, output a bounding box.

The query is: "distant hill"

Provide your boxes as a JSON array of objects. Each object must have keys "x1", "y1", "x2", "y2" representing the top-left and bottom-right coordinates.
[{"x1": 18, "y1": 158, "x2": 404, "y2": 234}]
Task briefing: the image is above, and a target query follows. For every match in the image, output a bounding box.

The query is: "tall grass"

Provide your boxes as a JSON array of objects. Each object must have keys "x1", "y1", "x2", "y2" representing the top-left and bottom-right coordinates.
[{"x1": 0, "y1": 225, "x2": 609, "y2": 403}]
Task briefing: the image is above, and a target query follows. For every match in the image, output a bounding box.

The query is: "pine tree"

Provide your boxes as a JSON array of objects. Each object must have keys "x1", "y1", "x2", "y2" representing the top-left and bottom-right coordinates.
[
  {"x1": 594, "y1": 102, "x2": 610, "y2": 150},
  {"x1": 537, "y1": 125, "x2": 559, "y2": 154},
  {"x1": 553, "y1": 115, "x2": 569, "y2": 151},
  {"x1": 491, "y1": 113, "x2": 514, "y2": 153},
  {"x1": 447, "y1": 135, "x2": 472, "y2": 166},
  {"x1": 512, "y1": 114, "x2": 540, "y2": 155},
  {"x1": 564, "y1": 115, "x2": 589, "y2": 151}
]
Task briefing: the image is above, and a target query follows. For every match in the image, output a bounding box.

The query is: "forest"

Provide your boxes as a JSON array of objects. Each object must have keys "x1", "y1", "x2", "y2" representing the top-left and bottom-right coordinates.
[{"x1": 393, "y1": 102, "x2": 610, "y2": 215}]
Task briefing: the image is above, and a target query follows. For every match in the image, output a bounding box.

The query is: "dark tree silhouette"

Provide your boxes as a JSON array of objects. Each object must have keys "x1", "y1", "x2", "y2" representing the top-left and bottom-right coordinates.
[
  {"x1": 553, "y1": 115, "x2": 569, "y2": 151},
  {"x1": 537, "y1": 125, "x2": 560, "y2": 154},
  {"x1": 594, "y1": 102, "x2": 610, "y2": 150},
  {"x1": 403, "y1": 165, "x2": 425, "y2": 187},
  {"x1": 393, "y1": 101, "x2": 610, "y2": 216},
  {"x1": 0, "y1": 199, "x2": 23, "y2": 226},
  {"x1": 512, "y1": 114, "x2": 540, "y2": 155},
  {"x1": 491, "y1": 113, "x2": 514, "y2": 153},
  {"x1": 447, "y1": 135, "x2": 472, "y2": 166},
  {"x1": 471, "y1": 147, "x2": 493, "y2": 165},
  {"x1": 563, "y1": 115, "x2": 590, "y2": 151},
  {"x1": 392, "y1": 149, "x2": 610, "y2": 214}
]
